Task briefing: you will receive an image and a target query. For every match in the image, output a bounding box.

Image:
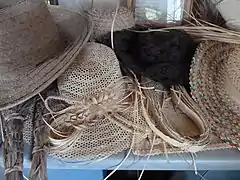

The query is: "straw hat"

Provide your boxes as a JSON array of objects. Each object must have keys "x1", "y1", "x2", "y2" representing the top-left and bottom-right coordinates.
[
  {"x1": 133, "y1": 78, "x2": 211, "y2": 155},
  {"x1": 0, "y1": 0, "x2": 92, "y2": 110},
  {"x1": 87, "y1": 6, "x2": 135, "y2": 40},
  {"x1": 44, "y1": 43, "x2": 151, "y2": 160},
  {"x1": 190, "y1": 41, "x2": 240, "y2": 148}
]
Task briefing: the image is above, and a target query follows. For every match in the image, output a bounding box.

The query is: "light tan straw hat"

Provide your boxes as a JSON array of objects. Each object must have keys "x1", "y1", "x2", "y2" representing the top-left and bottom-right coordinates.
[
  {"x1": 133, "y1": 78, "x2": 211, "y2": 156},
  {"x1": 0, "y1": 0, "x2": 92, "y2": 110},
  {"x1": 87, "y1": 6, "x2": 135, "y2": 40},
  {"x1": 43, "y1": 43, "x2": 151, "y2": 160},
  {"x1": 190, "y1": 41, "x2": 240, "y2": 149}
]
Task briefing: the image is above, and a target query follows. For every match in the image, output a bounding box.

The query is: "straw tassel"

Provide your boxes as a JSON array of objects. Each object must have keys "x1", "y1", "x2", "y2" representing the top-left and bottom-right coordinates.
[
  {"x1": 1, "y1": 111, "x2": 24, "y2": 180},
  {"x1": 29, "y1": 98, "x2": 48, "y2": 180}
]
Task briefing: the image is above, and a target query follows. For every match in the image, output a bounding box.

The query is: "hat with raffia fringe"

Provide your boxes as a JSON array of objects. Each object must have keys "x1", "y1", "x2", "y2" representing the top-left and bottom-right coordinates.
[
  {"x1": 190, "y1": 41, "x2": 240, "y2": 149},
  {"x1": 87, "y1": 6, "x2": 135, "y2": 40},
  {"x1": 0, "y1": 0, "x2": 92, "y2": 110},
  {"x1": 132, "y1": 77, "x2": 211, "y2": 156},
  {"x1": 43, "y1": 42, "x2": 152, "y2": 160}
]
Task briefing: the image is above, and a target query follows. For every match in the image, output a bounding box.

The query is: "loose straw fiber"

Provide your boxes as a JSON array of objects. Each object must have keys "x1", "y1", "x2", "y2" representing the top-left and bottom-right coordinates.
[
  {"x1": 133, "y1": 78, "x2": 211, "y2": 156},
  {"x1": 160, "y1": 2, "x2": 240, "y2": 45}
]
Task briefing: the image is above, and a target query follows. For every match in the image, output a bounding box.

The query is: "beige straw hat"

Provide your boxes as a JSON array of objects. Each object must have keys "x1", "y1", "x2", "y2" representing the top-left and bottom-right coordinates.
[
  {"x1": 133, "y1": 78, "x2": 211, "y2": 156},
  {"x1": 0, "y1": 0, "x2": 92, "y2": 110},
  {"x1": 190, "y1": 41, "x2": 240, "y2": 149},
  {"x1": 87, "y1": 6, "x2": 135, "y2": 40},
  {"x1": 43, "y1": 43, "x2": 151, "y2": 160}
]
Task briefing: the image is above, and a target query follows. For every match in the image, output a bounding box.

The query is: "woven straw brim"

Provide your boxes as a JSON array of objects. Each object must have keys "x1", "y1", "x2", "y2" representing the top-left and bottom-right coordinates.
[
  {"x1": 133, "y1": 134, "x2": 232, "y2": 156},
  {"x1": 48, "y1": 109, "x2": 150, "y2": 161},
  {"x1": 0, "y1": 5, "x2": 92, "y2": 110},
  {"x1": 190, "y1": 41, "x2": 240, "y2": 147}
]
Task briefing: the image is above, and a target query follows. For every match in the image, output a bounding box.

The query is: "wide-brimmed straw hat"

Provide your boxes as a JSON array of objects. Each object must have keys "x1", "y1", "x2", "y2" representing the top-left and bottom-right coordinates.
[
  {"x1": 87, "y1": 6, "x2": 135, "y2": 40},
  {"x1": 190, "y1": 41, "x2": 240, "y2": 148},
  {"x1": 132, "y1": 78, "x2": 211, "y2": 155},
  {"x1": 0, "y1": 0, "x2": 92, "y2": 110},
  {"x1": 43, "y1": 43, "x2": 151, "y2": 160}
]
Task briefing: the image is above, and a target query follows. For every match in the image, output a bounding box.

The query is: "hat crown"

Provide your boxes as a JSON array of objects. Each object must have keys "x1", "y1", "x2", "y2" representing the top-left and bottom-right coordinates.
[
  {"x1": 0, "y1": 0, "x2": 60, "y2": 79},
  {"x1": 58, "y1": 43, "x2": 122, "y2": 100}
]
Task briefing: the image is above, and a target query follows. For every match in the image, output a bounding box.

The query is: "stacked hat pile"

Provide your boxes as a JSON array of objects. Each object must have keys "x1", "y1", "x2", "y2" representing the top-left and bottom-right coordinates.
[
  {"x1": 1, "y1": 0, "x2": 240, "y2": 180},
  {"x1": 0, "y1": 0, "x2": 92, "y2": 179}
]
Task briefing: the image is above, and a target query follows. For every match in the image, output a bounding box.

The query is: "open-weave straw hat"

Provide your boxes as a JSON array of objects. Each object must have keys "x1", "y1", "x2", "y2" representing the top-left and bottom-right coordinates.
[
  {"x1": 133, "y1": 78, "x2": 211, "y2": 156},
  {"x1": 43, "y1": 43, "x2": 151, "y2": 160},
  {"x1": 87, "y1": 6, "x2": 135, "y2": 40},
  {"x1": 0, "y1": 0, "x2": 92, "y2": 110},
  {"x1": 190, "y1": 41, "x2": 240, "y2": 149}
]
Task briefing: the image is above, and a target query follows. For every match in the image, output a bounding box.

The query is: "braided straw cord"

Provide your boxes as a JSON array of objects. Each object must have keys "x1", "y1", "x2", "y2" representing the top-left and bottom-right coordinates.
[
  {"x1": 43, "y1": 43, "x2": 150, "y2": 160},
  {"x1": 45, "y1": 76, "x2": 150, "y2": 160},
  {"x1": 1, "y1": 110, "x2": 24, "y2": 180},
  {"x1": 29, "y1": 98, "x2": 48, "y2": 180}
]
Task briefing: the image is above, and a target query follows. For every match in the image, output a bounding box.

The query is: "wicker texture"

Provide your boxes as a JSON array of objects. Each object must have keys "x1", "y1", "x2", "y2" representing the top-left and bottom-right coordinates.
[
  {"x1": 0, "y1": 0, "x2": 92, "y2": 110},
  {"x1": 87, "y1": 6, "x2": 135, "y2": 40},
  {"x1": 190, "y1": 41, "x2": 240, "y2": 149}
]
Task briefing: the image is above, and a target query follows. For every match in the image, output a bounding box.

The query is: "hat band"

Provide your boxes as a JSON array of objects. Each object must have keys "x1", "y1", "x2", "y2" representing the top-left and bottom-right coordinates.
[{"x1": 44, "y1": 77, "x2": 136, "y2": 132}]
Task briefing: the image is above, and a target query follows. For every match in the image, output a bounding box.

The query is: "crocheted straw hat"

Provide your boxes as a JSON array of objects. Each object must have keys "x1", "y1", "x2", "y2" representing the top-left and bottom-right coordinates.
[
  {"x1": 87, "y1": 7, "x2": 135, "y2": 40},
  {"x1": 44, "y1": 43, "x2": 151, "y2": 160},
  {"x1": 190, "y1": 41, "x2": 240, "y2": 149},
  {"x1": 133, "y1": 78, "x2": 211, "y2": 155},
  {"x1": 0, "y1": 0, "x2": 92, "y2": 110}
]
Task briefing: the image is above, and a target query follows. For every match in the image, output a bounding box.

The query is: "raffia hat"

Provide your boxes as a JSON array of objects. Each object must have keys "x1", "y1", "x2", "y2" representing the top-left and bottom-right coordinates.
[
  {"x1": 190, "y1": 41, "x2": 240, "y2": 149},
  {"x1": 133, "y1": 78, "x2": 211, "y2": 155},
  {"x1": 0, "y1": 0, "x2": 92, "y2": 110},
  {"x1": 43, "y1": 43, "x2": 151, "y2": 160},
  {"x1": 87, "y1": 6, "x2": 135, "y2": 40}
]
